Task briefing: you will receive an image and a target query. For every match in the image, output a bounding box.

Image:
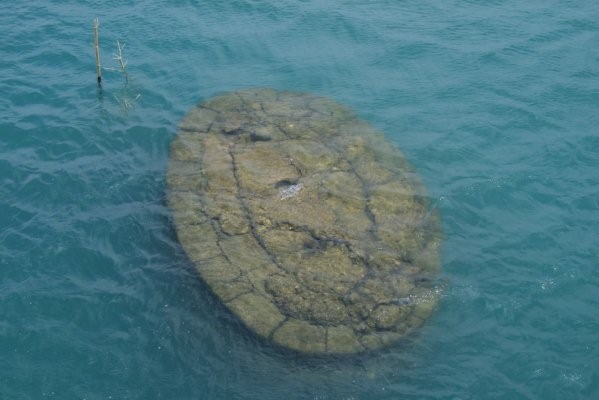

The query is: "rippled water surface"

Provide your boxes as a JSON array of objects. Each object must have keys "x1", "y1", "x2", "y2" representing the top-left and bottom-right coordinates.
[{"x1": 1, "y1": 1, "x2": 598, "y2": 399}]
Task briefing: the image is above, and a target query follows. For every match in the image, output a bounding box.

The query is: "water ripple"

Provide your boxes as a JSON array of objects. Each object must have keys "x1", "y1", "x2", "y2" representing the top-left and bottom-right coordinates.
[{"x1": 1, "y1": 1, "x2": 599, "y2": 399}]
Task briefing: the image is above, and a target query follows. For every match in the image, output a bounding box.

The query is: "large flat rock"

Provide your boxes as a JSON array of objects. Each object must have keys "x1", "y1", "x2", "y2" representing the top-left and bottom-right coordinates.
[{"x1": 167, "y1": 88, "x2": 442, "y2": 354}]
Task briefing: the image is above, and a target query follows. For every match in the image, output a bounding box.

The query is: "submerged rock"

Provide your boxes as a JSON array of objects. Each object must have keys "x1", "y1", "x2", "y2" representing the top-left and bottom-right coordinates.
[{"x1": 167, "y1": 88, "x2": 442, "y2": 354}]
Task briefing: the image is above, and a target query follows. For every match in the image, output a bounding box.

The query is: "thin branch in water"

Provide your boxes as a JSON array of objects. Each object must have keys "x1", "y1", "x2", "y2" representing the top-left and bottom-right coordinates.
[
  {"x1": 114, "y1": 93, "x2": 141, "y2": 112},
  {"x1": 112, "y1": 40, "x2": 128, "y2": 82}
]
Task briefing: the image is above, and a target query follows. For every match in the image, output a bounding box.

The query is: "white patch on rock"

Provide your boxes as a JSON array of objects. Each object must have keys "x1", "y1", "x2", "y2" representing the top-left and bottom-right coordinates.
[{"x1": 279, "y1": 183, "x2": 303, "y2": 200}]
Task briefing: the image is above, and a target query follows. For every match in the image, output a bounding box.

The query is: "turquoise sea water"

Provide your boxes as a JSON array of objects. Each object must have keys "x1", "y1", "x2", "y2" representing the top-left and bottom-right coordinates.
[{"x1": 1, "y1": 1, "x2": 598, "y2": 399}]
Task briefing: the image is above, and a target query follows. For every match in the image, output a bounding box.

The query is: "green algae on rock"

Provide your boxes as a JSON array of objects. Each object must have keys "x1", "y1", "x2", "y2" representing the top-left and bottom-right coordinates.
[{"x1": 167, "y1": 88, "x2": 442, "y2": 354}]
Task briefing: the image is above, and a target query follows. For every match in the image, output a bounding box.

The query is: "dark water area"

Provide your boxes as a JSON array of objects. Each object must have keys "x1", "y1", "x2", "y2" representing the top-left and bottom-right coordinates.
[{"x1": 1, "y1": 1, "x2": 598, "y2": 399}]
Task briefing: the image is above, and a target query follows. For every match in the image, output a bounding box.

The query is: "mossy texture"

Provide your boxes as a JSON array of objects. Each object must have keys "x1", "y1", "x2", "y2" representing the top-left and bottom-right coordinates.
[{"x1": 167, "y1": 89, "x2": 442, "y2": 354}]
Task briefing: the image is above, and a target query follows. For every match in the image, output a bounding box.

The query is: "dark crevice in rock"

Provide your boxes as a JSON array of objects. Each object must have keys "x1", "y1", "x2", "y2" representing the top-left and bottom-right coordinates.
[
  {"x1": 223, "y1": 289, "x2": 254, "y2": 304},
  {"x1": 288, "y1": 158, "x2": 305, "y2": 178},
  {"x1": 267, "y1": 316, "x2": 289, "y2": 340},
  {"x1": 228, "y1": 146, "x2": 289, "y2": 278},
  {"x1": 198, "y1": 104, "x2": 219, "y2": 113},
  {"x1": 221, "y1": 127, "x2": 248, "y2": 136},
  {"x1": 180, "y1": 105, "x2": 218, "y2": 133},
  {"x1": 249, "y1": 132, "x2": 272, "y2": 142},
  {"x1": 377, "y1": 297, "x2": 414, "y2": 307},
  {"x1": 208, "y1": 217, "x2": 231, "y2": 264},
  {"x1": 178, "y1": 127, "x2": 209, "y2": 134},
  {"x1": 274, "y1": 179, "x2": 298, "y2": 189},
  {"x1": 267, "y1": 221, "x2": 352, "y2": 252}
]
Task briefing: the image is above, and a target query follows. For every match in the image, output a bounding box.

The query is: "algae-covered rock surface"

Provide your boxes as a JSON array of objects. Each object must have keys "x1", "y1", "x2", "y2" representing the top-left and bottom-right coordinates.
[{"x1": 167, "y1": 88, "x2": 442, "y2": 354}]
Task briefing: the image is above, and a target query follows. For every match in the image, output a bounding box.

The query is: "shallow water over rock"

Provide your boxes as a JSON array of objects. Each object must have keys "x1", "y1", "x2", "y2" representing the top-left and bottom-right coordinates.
[{"x1": 167, "y1": 89, "x2": 442, "y2": 354}]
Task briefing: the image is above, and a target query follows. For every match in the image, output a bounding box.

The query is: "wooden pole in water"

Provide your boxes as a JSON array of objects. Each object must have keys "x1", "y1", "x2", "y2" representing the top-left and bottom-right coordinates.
[{"x1": 93, "y1": 17, "x2": 102, "y2": 86}]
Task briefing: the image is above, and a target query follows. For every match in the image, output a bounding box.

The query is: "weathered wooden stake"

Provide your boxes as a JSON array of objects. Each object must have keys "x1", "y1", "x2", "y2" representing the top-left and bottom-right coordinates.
[{"x1": 93, "y1": 17, "x2": 102, "y2": 86}]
